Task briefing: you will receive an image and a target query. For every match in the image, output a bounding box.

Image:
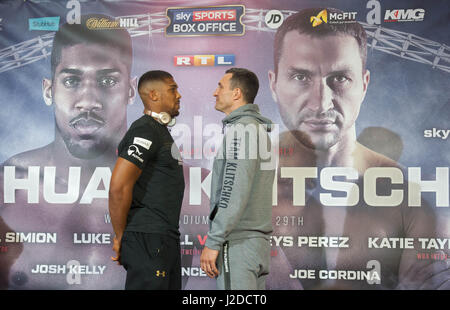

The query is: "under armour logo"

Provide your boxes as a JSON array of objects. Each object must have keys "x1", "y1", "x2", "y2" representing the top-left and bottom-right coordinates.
[
  {"x1": 310, "y1": 9, "x2": 327, "y2": 27},
  {"x1": 156, "y1": 270, "x2": 166, "y2": 277}
]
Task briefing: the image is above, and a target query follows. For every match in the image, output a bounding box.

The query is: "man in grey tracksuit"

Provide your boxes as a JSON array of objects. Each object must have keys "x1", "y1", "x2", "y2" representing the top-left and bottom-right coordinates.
[{"x1": 200, "y1": 68, "x2": 275, "y2": 290}]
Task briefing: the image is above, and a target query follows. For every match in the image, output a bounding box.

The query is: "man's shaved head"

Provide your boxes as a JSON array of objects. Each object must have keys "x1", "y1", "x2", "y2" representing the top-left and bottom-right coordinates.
[
  {"x1": 138, "y1": 70, "x2": 174, "y2": 103},
  {"x1": 138, "y1": 70, "x2": 181, "y2": 117}
]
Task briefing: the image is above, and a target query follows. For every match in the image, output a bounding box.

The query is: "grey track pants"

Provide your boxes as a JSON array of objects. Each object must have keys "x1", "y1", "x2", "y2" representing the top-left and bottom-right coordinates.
[{"x1": 216, "y1": 237, "x2": 270, "y2": 290}]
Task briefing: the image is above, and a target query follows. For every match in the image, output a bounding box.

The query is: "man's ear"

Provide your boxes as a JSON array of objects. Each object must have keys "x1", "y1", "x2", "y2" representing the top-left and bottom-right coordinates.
[
  {"x1": 361, "y1": 69, "x2": 371, "y2": 102},
  {"x1": 42, "y1": 78, "x2": 53, "y2": 106},
  {"x1": 363, "y1": 69, "x2": 370, "y2": 93},
  {"x1": 128, "y1": 76, "x2": 137, "y2": 105},
  {"x1": 232, "y1": 87, "x2": 242, "y2": 101},
  {"x1": 268, "y1": 70, "x2": 278, "y2": 102},
  {"x1": 149, "y1": 89, "x2": 160, "y2": 102}
]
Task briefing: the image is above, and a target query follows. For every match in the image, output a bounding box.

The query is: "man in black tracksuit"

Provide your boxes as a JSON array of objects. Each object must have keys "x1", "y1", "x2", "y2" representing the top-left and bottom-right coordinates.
[{"x1": 109, "y1": 70, "x2": 184, "y2": 290}]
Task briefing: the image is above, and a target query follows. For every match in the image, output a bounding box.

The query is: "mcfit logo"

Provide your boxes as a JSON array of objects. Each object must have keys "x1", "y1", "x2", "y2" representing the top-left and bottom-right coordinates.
[
  {"x1": 311, "y1": 9, "x2": 327, "y2": 27},
  {"x1": 310, "y1": 9, "x2": 357, "y2": 27}
]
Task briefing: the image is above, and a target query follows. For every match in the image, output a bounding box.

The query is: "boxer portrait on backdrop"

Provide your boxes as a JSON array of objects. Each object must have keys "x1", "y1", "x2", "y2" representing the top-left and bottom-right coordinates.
[
  {"x1": 0, "y1": 11, "x2": 213, "y2": 290},
  {"x1": 266, "y1": 8, "x2": 449, "y2": 290},
  {"x1": 0, "y1": 14, "x2": 136, "y2": 289}
]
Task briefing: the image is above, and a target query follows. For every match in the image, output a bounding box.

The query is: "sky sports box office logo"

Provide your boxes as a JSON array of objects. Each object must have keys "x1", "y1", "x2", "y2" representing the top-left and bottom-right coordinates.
[{"x1": 165, "y1": 5, "x2": 245, "y2": 37}]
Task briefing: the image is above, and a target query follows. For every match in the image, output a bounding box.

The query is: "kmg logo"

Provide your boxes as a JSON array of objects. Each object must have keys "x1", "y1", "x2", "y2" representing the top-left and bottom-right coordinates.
[{"x1": 384, "y1": 9, "x2": 425, "y2": 22}]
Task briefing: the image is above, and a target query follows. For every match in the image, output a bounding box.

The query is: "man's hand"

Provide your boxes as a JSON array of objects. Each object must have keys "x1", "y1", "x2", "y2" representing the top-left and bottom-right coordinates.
[
  {"x1": 111, "y1": 235, "x2": 122, "y2": 265},
  {"x1": 200, "y1": 246, "x2": 220, "y2": 278}
]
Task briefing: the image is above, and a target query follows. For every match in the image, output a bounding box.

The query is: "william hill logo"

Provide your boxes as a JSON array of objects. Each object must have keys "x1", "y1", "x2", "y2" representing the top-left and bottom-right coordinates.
[
  {"x1": 86, "y1": 17, "x2": 138, "y2": 30},
  {"x1": 86, "y1": 17, "x2": 119, "y2": 30},
  {"x1": 310, "y1": 9, "x2": 357, "y2": 27}
]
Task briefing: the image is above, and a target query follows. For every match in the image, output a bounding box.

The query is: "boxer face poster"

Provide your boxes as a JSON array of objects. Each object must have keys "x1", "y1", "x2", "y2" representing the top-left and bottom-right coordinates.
[{"x1": 0, "y1": 0, "x2": 448, "y2": 290}]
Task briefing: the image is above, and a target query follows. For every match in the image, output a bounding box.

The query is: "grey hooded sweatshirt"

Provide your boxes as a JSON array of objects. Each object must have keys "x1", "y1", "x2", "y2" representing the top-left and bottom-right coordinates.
[{"x1": 205, "y1": 104, "x2": 275, "y2": 251}]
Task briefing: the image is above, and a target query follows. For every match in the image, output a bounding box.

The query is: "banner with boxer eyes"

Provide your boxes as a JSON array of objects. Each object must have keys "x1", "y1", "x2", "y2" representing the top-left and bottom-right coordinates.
[{"x1": 0, "y1": 0, "x2": 448, "y2": 290}]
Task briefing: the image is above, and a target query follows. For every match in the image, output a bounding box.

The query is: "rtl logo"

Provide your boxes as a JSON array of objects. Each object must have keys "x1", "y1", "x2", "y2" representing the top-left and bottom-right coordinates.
[{"x1": 174, "y1": 54, "x2": 235, "y2": 67}]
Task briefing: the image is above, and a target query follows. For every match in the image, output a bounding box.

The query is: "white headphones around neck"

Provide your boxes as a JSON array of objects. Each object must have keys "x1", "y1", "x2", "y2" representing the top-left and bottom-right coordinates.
[{"x1": 144, "y1": 110, "x2": 176, "y2": 127}]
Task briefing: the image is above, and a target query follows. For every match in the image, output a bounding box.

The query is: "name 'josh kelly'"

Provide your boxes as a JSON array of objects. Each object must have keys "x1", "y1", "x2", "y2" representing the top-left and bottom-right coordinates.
[{"x1": 31, "y1": 264, "x2": 106, "y2": 275}]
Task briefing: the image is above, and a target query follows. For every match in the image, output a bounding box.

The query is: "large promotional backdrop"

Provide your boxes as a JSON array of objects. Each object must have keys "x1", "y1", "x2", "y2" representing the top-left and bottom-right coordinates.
[{"x1": 0, "y1": 0, "x2": 448, "y2": 290}]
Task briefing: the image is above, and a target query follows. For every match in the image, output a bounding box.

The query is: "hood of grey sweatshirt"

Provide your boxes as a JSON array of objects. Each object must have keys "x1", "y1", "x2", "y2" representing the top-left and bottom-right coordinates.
[{"x1": 222, "y1": 104, "x2": 273, "y2": 132}]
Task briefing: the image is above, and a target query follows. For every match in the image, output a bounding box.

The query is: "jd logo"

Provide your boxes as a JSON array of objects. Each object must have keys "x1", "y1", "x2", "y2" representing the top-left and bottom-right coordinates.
[{"x1": 265, "y1": 10, "x2": 284, "y2": 29}]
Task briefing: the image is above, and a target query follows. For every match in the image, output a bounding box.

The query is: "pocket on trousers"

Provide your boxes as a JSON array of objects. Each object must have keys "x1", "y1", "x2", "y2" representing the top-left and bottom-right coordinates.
[{"x1": 144, "y1": 234, "x2": 165, "y2": 258}]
